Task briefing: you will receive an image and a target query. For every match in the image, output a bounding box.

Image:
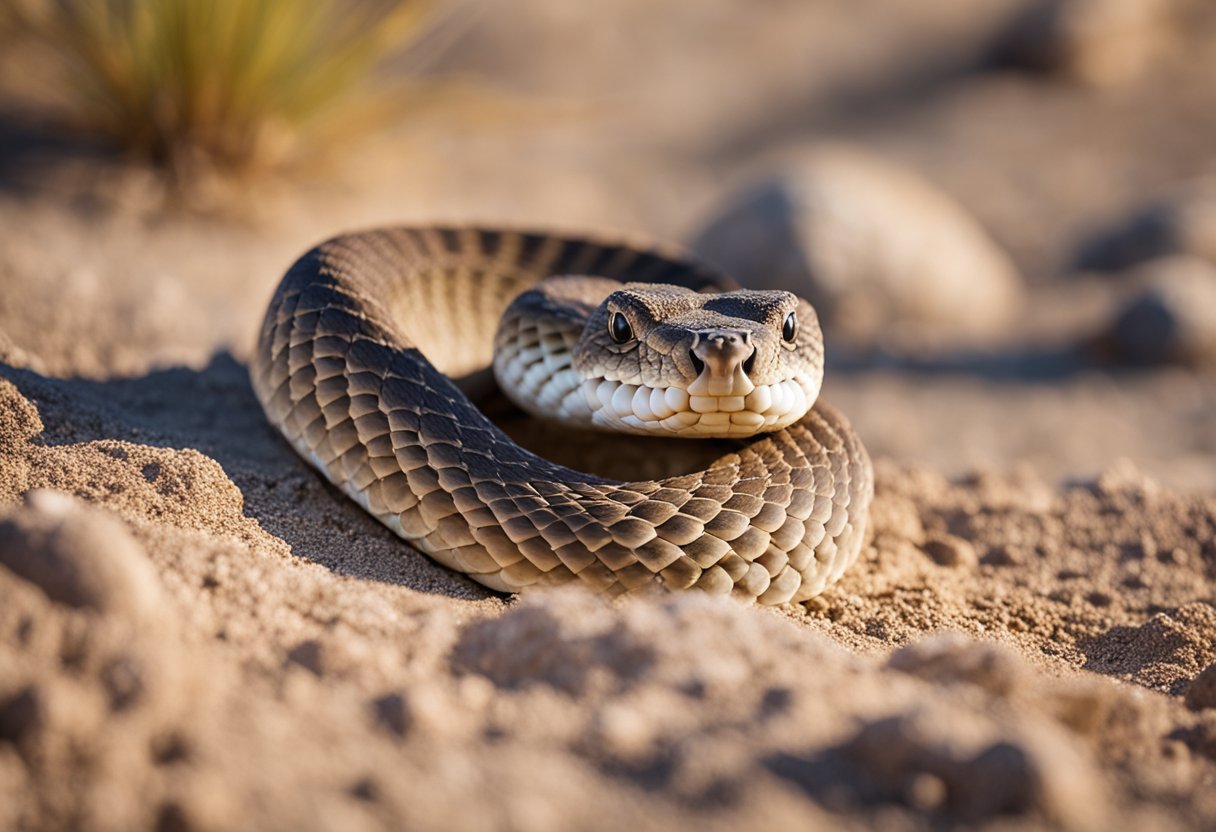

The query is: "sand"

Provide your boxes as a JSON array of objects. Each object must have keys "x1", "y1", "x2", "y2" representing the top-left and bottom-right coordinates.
[
  {"x1": 2, "y1": 369, "x2": 1214, "y2": 831},
  {"x1": 2, "y1": 1, "x2": 1216, "y2": 830}
]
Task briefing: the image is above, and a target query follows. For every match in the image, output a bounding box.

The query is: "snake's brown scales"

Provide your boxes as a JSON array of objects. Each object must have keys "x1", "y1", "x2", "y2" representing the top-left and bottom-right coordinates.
[{"x1": 252, "y1": 226, "x2": 873, "y2": 605}]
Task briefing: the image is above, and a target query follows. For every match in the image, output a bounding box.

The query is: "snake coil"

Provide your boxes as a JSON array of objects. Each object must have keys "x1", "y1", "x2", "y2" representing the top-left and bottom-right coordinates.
[{"x1": 252, "y1": 226, "x2": 872, "y2": 605}]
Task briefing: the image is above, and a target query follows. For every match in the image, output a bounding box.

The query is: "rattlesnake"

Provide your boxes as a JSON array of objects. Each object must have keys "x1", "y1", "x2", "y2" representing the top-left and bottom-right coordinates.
[{"x1": 252, "y1": 227, "x2": 872, "y2": 604}]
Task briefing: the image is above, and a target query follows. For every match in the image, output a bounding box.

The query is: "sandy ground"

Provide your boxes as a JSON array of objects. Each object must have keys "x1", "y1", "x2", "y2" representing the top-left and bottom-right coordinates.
[{"x1": 2, "y1": 1, "x2": 1216, "y2": 830}]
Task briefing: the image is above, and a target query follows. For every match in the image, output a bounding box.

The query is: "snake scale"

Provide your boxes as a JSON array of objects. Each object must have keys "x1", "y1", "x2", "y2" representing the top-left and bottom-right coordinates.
[{"x1": 252, "y1": 227, "x2": 872, "y2": 605}]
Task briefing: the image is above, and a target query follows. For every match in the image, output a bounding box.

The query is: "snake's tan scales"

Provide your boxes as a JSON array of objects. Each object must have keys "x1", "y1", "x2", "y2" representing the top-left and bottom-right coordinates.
[{"x1": 252, "y1": 227, "x2": 873, "y2": 604}]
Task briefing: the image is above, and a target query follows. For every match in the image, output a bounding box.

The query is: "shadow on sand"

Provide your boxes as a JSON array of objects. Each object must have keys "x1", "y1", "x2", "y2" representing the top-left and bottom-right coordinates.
[{"x1": 0, "y1": 353, "x2": 494, "y2": 601}]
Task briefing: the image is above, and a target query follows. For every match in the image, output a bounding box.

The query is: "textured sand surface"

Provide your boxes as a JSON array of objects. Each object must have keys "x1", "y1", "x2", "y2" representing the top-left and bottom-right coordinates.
[
  {"x1": 3, "y1": 1, "x2": 1216, "y2": 829},
  {"x1": 2, "y1": 370, "x2": 1214, "y2": 831}
]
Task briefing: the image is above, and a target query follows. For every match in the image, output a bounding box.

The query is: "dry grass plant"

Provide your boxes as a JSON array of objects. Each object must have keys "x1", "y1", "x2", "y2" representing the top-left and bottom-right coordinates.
[{"x1": 8, "y1": 0, "x2": 438, "y2": 194}]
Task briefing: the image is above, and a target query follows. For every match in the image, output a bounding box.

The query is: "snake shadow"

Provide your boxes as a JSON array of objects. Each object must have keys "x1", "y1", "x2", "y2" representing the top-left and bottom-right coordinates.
[
  {"x1": 0, "y1": 353, "x2": 497, "y2": 601},
  {"x1": 1, "y1": 352, "x2": 738, "y2": 600}
]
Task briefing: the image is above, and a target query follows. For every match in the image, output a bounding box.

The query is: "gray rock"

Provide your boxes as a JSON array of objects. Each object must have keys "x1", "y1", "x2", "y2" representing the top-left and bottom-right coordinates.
[
  {"x1": 992, "y1": 0, "x2": 1181, "y2": 87},
  {"x1": 1105, "y1": 256, "x2": 1216, "y2": 366},
  {"x1": 691, "y1": 146, "x2": 1022, "y2": 350},
  {"x1": 1079, "y1": 181, "x2": 1216, "y2": 271}
]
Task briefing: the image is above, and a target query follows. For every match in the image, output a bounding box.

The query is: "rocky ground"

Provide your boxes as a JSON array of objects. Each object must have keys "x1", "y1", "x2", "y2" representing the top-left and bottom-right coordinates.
[{"x1": 2, "y1": 1, "x2": 1216, "y2": 830}]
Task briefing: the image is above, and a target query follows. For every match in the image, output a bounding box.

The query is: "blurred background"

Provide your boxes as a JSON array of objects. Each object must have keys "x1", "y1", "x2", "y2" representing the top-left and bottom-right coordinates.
[{"x1": 0, "y1": 0, "x2": 1214, "y2": 488}]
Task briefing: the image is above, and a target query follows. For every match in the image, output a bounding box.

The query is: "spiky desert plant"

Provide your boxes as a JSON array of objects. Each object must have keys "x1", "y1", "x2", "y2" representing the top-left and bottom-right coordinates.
[{"x1": 12, "y1": 0, "x2": 434, "y2": 179}]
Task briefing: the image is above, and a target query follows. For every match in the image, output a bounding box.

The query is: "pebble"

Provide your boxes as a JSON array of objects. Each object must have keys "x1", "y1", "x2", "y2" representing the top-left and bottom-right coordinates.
[
  {"x1": 1104, "y1": 256, "x2": 1216, "y2": 366},
  {"x1": 1079, "y1": 181, "x2": 1216, "y2": 270},
  {"x1": 922, "y1": 534, "x2": 979, "y2": 569}
]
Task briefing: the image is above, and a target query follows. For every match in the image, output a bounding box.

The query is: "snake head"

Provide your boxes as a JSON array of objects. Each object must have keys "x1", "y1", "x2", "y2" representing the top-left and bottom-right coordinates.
[{"x1": 571, "y1": 283, "x2": 824, "y2": 438}]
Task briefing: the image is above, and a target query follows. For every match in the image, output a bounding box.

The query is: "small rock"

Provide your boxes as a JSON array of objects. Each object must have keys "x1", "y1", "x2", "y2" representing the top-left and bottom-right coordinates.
[
  {"x1": 0, "y1": 490, "x2": 163, "y2": 620},
  {"x1": 1079, "y1": 182, "x2": 1216, "y2": 270},
  {"x1": 992, "y1": 0, "x2": 1180, "y2": 86},
  {"x1": 1102, "y1": 256, "x2": 1216, "y2": 366},
  {"x1": 1160, "y1": 547, "x2": 1189, "y2": 566},
  {"x1": 691, "y1": 145, "x2": 1022, "y2": 350},
  {"x1": 923, "y1": 534, "x2": 979, "y2": 569},
  {"x1": 1186, "y1": 663, "x2": 1216, "y2": 711}
]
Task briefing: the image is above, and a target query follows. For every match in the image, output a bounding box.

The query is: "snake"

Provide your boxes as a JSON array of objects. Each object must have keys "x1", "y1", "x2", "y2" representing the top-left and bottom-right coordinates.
[{"x1": 251, "y1": 226, "x2": 872, "y2": 605}]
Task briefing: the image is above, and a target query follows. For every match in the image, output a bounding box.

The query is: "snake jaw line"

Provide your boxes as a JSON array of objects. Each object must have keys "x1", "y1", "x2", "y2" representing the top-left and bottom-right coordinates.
[
  {"x1": 495, "y1": 324, "x2": 819, "y2": 438},
  {"x1": 578, "y1": 375, "x2": 819, "y2": 438}
]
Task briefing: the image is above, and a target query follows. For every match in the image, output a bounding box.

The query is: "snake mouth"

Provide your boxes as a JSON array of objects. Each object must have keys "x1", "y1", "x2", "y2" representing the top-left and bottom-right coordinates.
[{"x1": 581, "y1": 375, "x2": 815, "y2": 438}]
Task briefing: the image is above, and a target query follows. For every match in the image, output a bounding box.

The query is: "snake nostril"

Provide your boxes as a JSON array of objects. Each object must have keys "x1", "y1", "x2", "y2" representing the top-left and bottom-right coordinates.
[
  {"x1": 689, "y1": 350, "x2": 705, "y2": 375},
  {"x1": 742, "y1": 350, "x2": 756, "y2": 376}
]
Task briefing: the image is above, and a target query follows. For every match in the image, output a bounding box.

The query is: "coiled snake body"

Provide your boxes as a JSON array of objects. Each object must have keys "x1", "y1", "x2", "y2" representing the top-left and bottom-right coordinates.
[{"x1": 252, "y1": 227, "x2": 872, "y2": 605}]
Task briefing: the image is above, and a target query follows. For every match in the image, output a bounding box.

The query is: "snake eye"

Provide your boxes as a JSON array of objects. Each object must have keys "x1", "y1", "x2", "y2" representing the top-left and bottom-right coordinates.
[
  {"x1": 608, "y1": 311, "x2": 633, "y2": 344},
  {"x1": 782, "y1": 311, "x2": 798, "y2": 343}
]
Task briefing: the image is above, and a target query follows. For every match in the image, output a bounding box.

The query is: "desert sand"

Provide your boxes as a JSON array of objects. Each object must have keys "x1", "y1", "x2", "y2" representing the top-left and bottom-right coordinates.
[{"x1": 2, "y1": 2, "x2": 1215, "y2": 830}]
